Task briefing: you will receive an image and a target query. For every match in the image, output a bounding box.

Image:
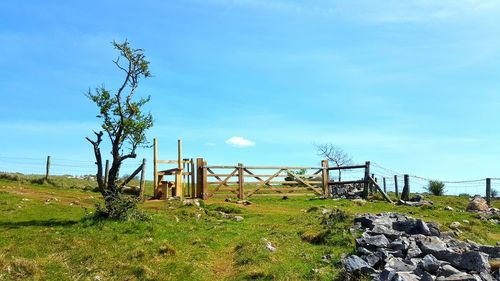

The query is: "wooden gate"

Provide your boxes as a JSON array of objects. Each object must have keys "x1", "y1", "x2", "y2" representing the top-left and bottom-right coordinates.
[{"x1": 199, "y1": 162, "x2": 329, "y2": 199}]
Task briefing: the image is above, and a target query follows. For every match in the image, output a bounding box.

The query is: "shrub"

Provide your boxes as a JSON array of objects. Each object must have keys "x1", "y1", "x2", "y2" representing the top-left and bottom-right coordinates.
[
  {"x1": 458, "y1": 193, "x2": 470, "y2": 197},
  {"x1": 210, "y1": 204, "x2": 243, "y2": 214},
  {"x1": 491, "y1": 189, "x2": 498, "y2": 198},
  {"x1": 427, "y1": 181, "x2": 445, "y2": 196},
  {"x1": 94, "y1": 195, "x2": 150, "y2": 221}
]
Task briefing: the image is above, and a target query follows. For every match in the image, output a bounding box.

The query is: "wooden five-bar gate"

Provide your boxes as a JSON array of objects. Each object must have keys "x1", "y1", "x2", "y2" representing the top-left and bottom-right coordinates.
[{"x1": 153, "y1": 139, "x2": 392, "y2": 202}]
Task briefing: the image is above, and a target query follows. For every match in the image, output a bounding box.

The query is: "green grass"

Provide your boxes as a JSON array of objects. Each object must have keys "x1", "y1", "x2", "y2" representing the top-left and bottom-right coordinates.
[{"x1": 0, "y1": 177, "x2": 499, "y2": 280}]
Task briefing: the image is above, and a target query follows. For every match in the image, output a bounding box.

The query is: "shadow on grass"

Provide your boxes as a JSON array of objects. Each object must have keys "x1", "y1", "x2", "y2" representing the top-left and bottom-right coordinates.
[{"x1": 0, "y1": 219, "x2": 79, "y2": 229}]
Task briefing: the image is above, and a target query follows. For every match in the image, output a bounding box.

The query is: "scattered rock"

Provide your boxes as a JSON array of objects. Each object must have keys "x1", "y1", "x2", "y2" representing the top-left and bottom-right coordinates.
[
  {"x1": 342, "y1": 254, "x2": 376, "y2": 274},
  {"x1": 265, "y1": 241, "x2": 276, "y2": 252},
  {"x1": 182, "y1": 199, "x2": 200, "y2": 207},
  {"x1": 445, "y1": 206, "x2": 454, "y2": 211},
  {"x1": 450, "y1": 221, "x2": 461, "y2": 229},
  {"x1": 467, "y1": 196, "x2": 489, "y2": 212},
  {"x1": 233, "y1": 216, "x2": 244, "y2": 222}
]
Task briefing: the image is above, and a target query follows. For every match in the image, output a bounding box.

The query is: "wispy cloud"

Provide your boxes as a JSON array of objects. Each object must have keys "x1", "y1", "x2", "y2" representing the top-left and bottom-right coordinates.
[
  {"x1": 225, "y1": 136, "x2": 256, "y2": 147},
  {"x1": 195, "y1": 0, "x2": 500, "y2": 24}
]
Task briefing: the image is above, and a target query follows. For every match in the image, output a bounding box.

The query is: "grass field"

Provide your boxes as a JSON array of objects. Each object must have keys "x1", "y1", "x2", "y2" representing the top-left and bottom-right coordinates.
[{"x1": 0, "y1": 175, "x2": 499, "y2": 280}]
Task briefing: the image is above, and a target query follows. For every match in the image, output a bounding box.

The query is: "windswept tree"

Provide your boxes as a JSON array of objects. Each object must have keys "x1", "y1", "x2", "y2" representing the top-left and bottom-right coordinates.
[
  {"x1": 316, "y1": 144, "x2": 353, "y2": 181},
  {"x1": 86, "y1": 40, "x2": 153, "y2": 219}
]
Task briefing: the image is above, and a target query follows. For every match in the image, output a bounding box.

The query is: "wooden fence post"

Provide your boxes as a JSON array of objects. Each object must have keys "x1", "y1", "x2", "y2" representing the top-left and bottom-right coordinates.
[
  {"x1": 202, "y1": 160, "x2": 207, "y2": 200},
  {"x1": 104, "y1": 159, "x2": 110, "y2": 186},
  {"x1": 175, "y1": 139, "x2": 183, "y2": 198},
  {"x1": 371, "y1": 173, "x2": 376, "y2": 193},
  {"x1": 196, "y1": 158, "x2": 204, "y2": 199},
  {"x1": 402, "y1": 174, "x2": 410, "y2": 201},
  {"x1": 394, "y1": 175, "x2": 399, "y2": 198},
  {"x1": 383, "y1": 177, "x2": 386, "y2": 193},
  {"x1": 153, "y1": 138, "x2": 158, "y2": 198},
  {"x1": 45, "y1": 156, "x2": 51, "y2": 181},
  {"x1": 190, "y1": 159, "x2": 195, "y2": 199},
  {"x1": 238, "y1": 163, "x2": 244, "y2": 200},
  {"x1": 321, "y1": 160, "x2": 329, "y2": 197},
  {"x1": 486, "y1": 178, "x2": 491, "y2": 206},
  {"x1": 363, "y1": 161, "x2": 370, "y2": 198},
  {"x1": 139, "y1": 158, "x2": 146, "y2": 200}
]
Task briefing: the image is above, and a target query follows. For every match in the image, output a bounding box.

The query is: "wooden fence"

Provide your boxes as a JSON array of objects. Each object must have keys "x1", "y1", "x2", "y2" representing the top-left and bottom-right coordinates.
[{"x1": 153, "y1": 146, "x2": 395, "y2": 201}]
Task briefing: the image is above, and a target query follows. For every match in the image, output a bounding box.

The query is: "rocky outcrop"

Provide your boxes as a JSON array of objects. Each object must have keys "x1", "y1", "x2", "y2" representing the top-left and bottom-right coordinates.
[{"x1": 342, "y1": 213, "x2": 499, "y2": 281}]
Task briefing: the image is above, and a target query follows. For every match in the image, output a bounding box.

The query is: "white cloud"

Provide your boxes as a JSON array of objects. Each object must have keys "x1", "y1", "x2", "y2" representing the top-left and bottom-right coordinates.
[{"x1": 225, "y1": 136, "x2": 256, "y2": 147}]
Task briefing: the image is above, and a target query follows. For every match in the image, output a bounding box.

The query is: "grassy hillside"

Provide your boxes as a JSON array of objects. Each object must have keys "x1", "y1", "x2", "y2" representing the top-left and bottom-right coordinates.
[{"x1": 0, "y1": 177, "x2": 498, "y2": 280}]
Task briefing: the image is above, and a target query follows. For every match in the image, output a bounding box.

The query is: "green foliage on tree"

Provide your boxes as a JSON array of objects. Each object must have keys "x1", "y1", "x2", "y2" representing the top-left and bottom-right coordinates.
[{"x1": 86, "y1": 40, "x2": 153, "y2": 219}]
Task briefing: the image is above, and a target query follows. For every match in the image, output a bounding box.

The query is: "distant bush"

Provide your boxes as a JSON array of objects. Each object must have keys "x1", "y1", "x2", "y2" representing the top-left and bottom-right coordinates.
[
  {"x1": 458, "y1": 193, "x2": 470, "y2": 197},
  {"x1": 491, "y1": 189, "x2": 498, "y2": 198},
  {"x1": 427, "y1": 181, "x2": 445, "y2": 196}
]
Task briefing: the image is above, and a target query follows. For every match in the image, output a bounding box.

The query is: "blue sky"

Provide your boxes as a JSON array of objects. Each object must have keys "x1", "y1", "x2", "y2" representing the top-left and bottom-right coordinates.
[{"x1": 1, "y1": 0, "x2": 500, "y2": 186}]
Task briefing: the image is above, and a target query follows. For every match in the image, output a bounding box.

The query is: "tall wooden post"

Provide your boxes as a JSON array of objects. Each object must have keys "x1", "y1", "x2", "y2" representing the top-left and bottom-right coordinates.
[
  {"x1": 238, "y1": 163, "x2": 244, "y2": 200},
  {"x1": 402, "y1": 174, "x2": 410, "y2": 201},
  {"x1": 394, "y1": 175, "x2": 399, "y2": 198},
  {"x1": 104, "y1": 159, "x2": 110, "y2": 186},
  {"x1": 175, "y1": 139, "x2": 183, "y2": 198},
  {"x1": 321, "y1": 160, "x2": 330, "y2": 197},
  {"x1": 383, "y1": 177, "x2": 387, "y2": 193},
  {"x1": 139, "y1": 158, "x2": 146, "y2": 200},
  {"x1": 190, "y1": 159, "x2": 195, "y2": 199},
  {"x1": 486, "y1": 178, "x2": 491, "y2": 206},
  {"x1": 363, "y1": 161, "x2": 370, "y2": 198},
  {"x1": 196, "y1": 158, "x2": 204, "y2": 199},
  {"x1": 202, "y1": 160, "x2": 208, "y2": 200},
  {"x1": 153, "y1": 138, "x2": 158, "y2": 198},
  {"x1": 45, "y1": 156, "x2": 51, "y2": 181}
]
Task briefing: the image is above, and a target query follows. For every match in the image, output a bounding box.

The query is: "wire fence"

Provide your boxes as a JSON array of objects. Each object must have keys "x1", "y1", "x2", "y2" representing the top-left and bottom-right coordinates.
[
  {"x1": 0, "y1": 156, "x2": 498, "y2": 198},
  {"x1": 370, "y1": 162, "x2": 499, "y2": 197},
  {"x1": 0, "y1": 155, "x2": 145, "y2": 180}
]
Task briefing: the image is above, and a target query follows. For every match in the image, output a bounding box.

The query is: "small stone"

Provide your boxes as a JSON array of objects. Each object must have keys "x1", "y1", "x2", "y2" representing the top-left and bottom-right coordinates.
[
  {"x1": 362, "y1": 253, "x2": 381, "y2": 267},
  {"x1": 445, "y1": 206, "x2": 454, "y2": 211},
  {"x1": 436, "y1": 272, "x2": 479, "y2": 281},
  {"x1": 410, "y1": 194, "x2": 425, "y2": 202},
  {"x1": 356, "y1": 234, "x2": 390, "y2": 248},
  {"x1": 437, "y1": 264, "x2": 462, "y2": 278},
  {"x1": 462, "y1": 220, "x2": 469, "y2": 224},
  {"x1": 384, "y1": 256, "x2": 417, "y2": 272},
  {"x1": 406, "y1": 246, "x2": 423, "y2": 259},
  {"x1": 458, "y1": 251, "x2": 490, "y2": 272},
  {"x1": 449, "y1": 222, "x2": 461, "y2": 229},
  {"x1": 357, "y1": 247, "x2": 372, "y2": 255},
  {"x1": 265, "y1": 241, "x2": 276, "y2": 252},
  {"x1": 417, "y1": 219, "x2": 432, "y2": 236},
  {"x1": 233, "y1": 216, "x2": 244, "y2": 222},
  {"x1": 342, "y1": 255, "x2": 376, "y2": 274},
  {"x1": 391, "y1": 272, "x2": 421, "y2": 281},
  {"x1": 418, "y1": 254, "x2": 440, "y2": 274}
]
